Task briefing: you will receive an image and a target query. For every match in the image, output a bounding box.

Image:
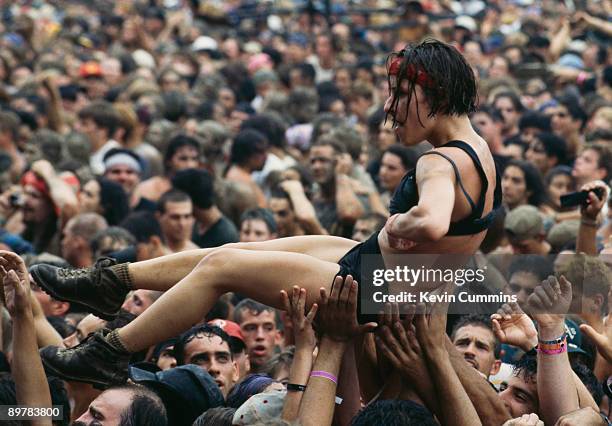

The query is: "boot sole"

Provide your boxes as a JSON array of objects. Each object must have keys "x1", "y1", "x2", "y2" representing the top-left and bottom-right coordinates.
[
  {"x1": 41, "y1": 357, "x2": 117, "y2": 390},
  {"x1": 31, "y1": 267, "x2": 119, "y2": 322}
]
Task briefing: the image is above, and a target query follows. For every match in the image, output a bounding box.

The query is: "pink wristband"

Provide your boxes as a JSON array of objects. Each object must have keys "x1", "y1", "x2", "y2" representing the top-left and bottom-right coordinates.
[
  {"x1": 537, "y1": 346, "x2": 567, "y2": 355},
  {"x1": 310, "y1": 370, "x2": 338, "y2": 384}
]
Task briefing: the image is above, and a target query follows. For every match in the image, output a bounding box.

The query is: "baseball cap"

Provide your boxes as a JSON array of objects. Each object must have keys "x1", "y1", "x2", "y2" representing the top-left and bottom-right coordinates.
[
  {"x1": 504, "y1": 205, "x2": 544, "y2": 241},
  {"x1": 232, "y1": 389, "x2": 287, "y2": 425},
  {"x1": 564, "y1": 319, "x2": 589, "y2": 356},
  {"x1": 208, "y1": 319, "x2": 246, "y2": 353},
  {"x1": 455, "y1": 15, "x2": 477, "y2": 33},
  {"x1": 547, "y1": 220, "x2": 580, "y2": 252},
  {"x1": 192, "y1": 36, "x2": 218, "y2": 52},
  {"x1": 129, "y1": 364, "x2": 224, "y2": 425}
]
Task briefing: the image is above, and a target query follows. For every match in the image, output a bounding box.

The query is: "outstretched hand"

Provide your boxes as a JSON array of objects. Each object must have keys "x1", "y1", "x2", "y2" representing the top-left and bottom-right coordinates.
[
  {"x1": 0, "y1": 251, "x2": 31, "y2": 316},
  {"x1": 280, "y1": 286, "x2": 318, "y2": 352},
  {"x1": 491, "y1": 302, "x2": 538, "y2": 352},
  {"x1": 316, "y1": 275, "x2": 377, "y2": 342}
]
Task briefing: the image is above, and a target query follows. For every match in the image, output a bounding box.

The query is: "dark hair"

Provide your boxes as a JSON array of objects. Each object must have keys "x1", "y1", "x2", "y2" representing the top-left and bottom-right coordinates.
[
  {"x1": 163, "y1": 134, "x2": 200, "y2": 173},
  {"x1": 494, "y1": 91, "x2": 525, "y2": 113},
  {"x1": 96, "y1": 177, "x2": 130, "y2": 226},
  {"x1": 519, "y1": 111, "x2": 551, "y2": 132},
  {"x1": 558, "y1": 97, "x2": 587, "y2": 130},
  {"x1": 450, "y1": 314, "x2": 501, "y2": 358},
  {"x1": 241, "y1": 113, "x2": 287, "y2": 149},
  {"x1": 582, "y1": 143, "x2": 612, "y2": 181},
  {"x1": 240, "y1": 208, "x2": 277, "y2": 234},
  {"x1": 174, "y1": 324, "x2": 232, "y2": 365},
  {"x1": 505, "y1": 159, "x2": 547, "y2": 206},
  {"x1": 225, "y1": 373, "x2": 277, "y2": 408},
  {"x1": 91, "y1": 226, "x2": 136, "y2": 258},
  {"x1": 293, "y1": 62, "x2": 317, "y2": 85},
  {"x1": 172, "y1": 168, "x2": 215, "y2": 209},
  {"x1": 106, "y1": 309, "x2": 137, "y2": 330},
  {"x1": 78, "y1": 101, "x2": 120, "y2": 136},
  {"x1": 233, "y1": 299, "x2": 282, "y2": 329},
  {"x1": 508, "y1": 255, "x2": 553, "y2": 282},
  {"x1": 47, "y1": 316, "x2": 75, "y2": 338},
  {"x1": 150, "y1": 338, "x2": 178, "y2": 364},
  {"x1": 383, "y1": 144, "x2": 419, "y2": 171},
  {"x1": 473, "y1": 105, "x2": 503, "y2": 122},
  {"x1": 533, "y1": 132, "x2": 568, "y2": 165},
  {"x1": 310, "y1": 113, "x2": 346, "y2": 144},
  {"x1": 193, "y1": 407, "x2": 236, "y2": 426},
  {"x1": 119, "y1": 211, "x2": 163, "y2": 243},
  {"x1": 386, "y1": 39, "x2": 477, "y2": 127},
  {"x1": 157, "y1": 189, "x2": 191, "y2": 214},
  {"x1": 229, "y1": 129, "x2": 268, "y2": 165},
  {"x1": 513, "y1": 352, "x2": 537, "y2": 381},
  {"x1": 113, "y1": 385, "x2": 168, "y2": 426},
  {"x1": 545, "y1": 165, "x2": 574, "y2": 187},
  {"x1": 351, "y1": 399, "x2": 438, "y2": 426}
]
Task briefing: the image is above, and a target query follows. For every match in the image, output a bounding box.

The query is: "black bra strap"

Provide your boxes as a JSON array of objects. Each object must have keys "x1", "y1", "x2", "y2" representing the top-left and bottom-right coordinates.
[{"x1": 421, "y1": 150, "x2": 477, "y2": 212}]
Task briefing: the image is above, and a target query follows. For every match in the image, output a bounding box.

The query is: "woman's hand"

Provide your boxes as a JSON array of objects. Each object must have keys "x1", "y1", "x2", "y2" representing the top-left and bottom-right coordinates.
[
  {"x1": 317, "y1": 275, "x2": 377, "y2": 342},
  {"x1": 280, "y1": 286, "x2": 317, "y2": 353}
]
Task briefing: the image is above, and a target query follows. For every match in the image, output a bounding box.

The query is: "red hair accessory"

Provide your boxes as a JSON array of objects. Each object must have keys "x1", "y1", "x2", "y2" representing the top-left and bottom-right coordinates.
[
  {"x1": 20, "y1": 171, "x2": 49, "y2": 198},
  {"x1": 388, "y1": 56, "x2": 435, "y2": 89}
]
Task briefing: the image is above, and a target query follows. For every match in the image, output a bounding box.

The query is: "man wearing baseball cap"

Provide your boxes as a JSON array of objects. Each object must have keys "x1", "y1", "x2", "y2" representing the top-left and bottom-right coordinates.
[
  {"x1": 209, "y1": 319, "x2": 251, "y2": 378},
  {"x1": 504, "y1": 205, "x2": 551, "y2": 255}
]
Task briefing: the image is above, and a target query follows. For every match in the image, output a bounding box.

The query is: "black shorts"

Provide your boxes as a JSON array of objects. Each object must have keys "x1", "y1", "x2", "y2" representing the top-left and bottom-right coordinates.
[{"x1": 336, "y1": 232, "x2": 383, "y2": 325}]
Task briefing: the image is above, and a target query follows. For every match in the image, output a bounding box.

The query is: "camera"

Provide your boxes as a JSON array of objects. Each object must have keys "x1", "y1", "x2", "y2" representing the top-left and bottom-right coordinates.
[{"x1": 560, "y1": 187, "x2": 606, "y2": 208}]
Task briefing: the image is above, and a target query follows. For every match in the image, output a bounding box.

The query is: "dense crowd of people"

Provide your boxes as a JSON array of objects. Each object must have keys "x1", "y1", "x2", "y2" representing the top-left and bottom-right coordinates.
[{"x1": 0, "y1": 0, "x2": 610, "y2": 425}]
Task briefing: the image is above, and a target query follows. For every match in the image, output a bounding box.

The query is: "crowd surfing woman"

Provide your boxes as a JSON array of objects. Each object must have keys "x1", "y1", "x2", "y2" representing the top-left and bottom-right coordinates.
[{"x1": 25, "y1": 39, "x2": 502, "y2": 387}]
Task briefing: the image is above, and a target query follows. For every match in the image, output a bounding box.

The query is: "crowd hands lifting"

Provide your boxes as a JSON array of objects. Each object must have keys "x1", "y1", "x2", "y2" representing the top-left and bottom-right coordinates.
[{"x1": 0, "y1": 246, "x2": 611, "y2": 426}]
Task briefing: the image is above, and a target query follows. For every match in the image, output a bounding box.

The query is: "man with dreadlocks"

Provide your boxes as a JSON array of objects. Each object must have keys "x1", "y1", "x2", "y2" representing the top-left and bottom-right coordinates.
[{"x1": 30, "y1": 40, "x2": 502, "y2": 395}]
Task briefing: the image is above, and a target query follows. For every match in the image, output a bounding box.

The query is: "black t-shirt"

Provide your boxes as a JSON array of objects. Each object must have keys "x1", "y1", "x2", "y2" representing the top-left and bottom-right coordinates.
[{"x1": 192, "y1": 216, "x2": 239, "y2": 248}]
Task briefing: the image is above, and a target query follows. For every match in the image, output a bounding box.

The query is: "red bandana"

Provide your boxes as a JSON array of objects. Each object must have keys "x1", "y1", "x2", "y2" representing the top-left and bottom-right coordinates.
[{"x1": 388, "y1": 56, "x2": 435, "y2": 89}]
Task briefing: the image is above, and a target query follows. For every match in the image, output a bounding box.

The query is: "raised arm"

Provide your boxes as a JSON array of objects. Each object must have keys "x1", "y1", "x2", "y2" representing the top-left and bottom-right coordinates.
[
  {"x1": 296, "y1": 276, "x2": 377, "y2": 426},
  {"x1": 280, "y1": 286, "x2": 318, "y2": 422},
  {"x1": 280, "y1": 181, "x2": 327, "y2": 235},
  {"x1": 335, "y1": 154, "x2": 366, "y2": 223},
  {"x1": 30, "y1": 160, "x2": 79, "y2": 226},
  {"x1": 526, "y1": 276, "x2": 579, "y2": 425},
  {"x1": 417, "y1": 303, "x2": 481, "y2": 426},
  {"x1": 0, "y1": 251, "x2": 52, "y2": 426},
  {"x1": 576, "y1": 181, "x2": 608, "y2": 256}
]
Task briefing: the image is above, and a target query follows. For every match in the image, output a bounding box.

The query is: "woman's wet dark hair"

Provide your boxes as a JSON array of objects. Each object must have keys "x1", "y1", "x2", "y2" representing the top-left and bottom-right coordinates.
[{"x1": 386, "y1": 38, "x2": 477, "y2": 127}]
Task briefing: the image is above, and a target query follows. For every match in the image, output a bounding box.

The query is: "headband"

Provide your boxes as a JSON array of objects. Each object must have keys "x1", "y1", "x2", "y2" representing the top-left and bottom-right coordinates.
[
  {"x1": 104, "y1": 153, "x2": 142, "y2": 174},
  {"x1": 21, "y1": 171, "x2": 49, "y2": 198},
  {"x1": 388, "y1": 56, "x2": 435, "y2": 89}
]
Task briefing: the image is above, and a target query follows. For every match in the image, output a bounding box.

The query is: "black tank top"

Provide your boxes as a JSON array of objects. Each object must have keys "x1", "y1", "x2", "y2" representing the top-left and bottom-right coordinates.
[{"x1": 388, "y1": 140, "x2": 502, "y2": 235}]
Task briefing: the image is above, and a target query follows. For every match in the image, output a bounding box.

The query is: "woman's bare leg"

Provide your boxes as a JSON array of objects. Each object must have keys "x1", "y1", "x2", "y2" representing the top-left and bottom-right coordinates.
[
  {"x1": 119, "y1": 247, "x2": 341, "y2": 352},
  {"x1": 130, "y1": 235, "x2": 356, "y2": 292}
]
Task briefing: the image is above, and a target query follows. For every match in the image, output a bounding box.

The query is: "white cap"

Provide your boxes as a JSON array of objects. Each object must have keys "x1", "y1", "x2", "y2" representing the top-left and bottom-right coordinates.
[
  {"x1": 455, "y1": 15, "x2": 477, "y2": 32},
  {"x1": 192, "y1": 35, "x2": 218, "y2": 52},
  {"x1": 132, "y1": 49, "x2": 156, "y2": 69}
]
